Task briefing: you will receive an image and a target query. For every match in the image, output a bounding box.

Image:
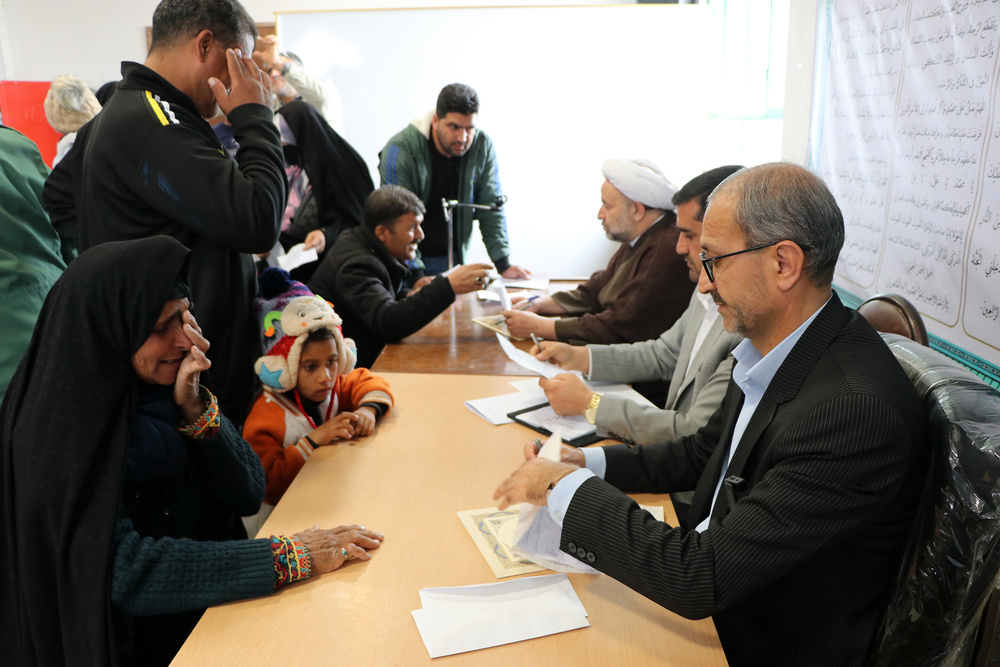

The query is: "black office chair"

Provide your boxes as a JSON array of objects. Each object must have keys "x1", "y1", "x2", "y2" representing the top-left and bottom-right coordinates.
[
  {"x1": 869, "y1": 334, "x2": 1000, "y2": 666},
  {"x1": 858, "y1": 292, "x2": 930, "y2": 346}
]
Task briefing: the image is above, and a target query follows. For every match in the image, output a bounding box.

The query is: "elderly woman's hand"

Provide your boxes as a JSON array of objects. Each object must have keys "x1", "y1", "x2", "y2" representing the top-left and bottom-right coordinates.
[
  {"x1": 294, "y1": 525, "x2": 384, "y2": 574},
  {"x1": 175, "y1": 310, "x2": 212, "y2": 424}
]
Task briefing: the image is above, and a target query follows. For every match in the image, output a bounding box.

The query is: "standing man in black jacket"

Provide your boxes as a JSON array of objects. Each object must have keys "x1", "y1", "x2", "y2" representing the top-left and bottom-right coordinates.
[
  {"x1": 494, "y1": 162, "x2": 927, "y2": 666},
  {"x1": 43, "y1": 0, "x2": 286, "y2": 423},
  {"x1": 310, "y1": 185, "x2": 492, "y2": 368}
]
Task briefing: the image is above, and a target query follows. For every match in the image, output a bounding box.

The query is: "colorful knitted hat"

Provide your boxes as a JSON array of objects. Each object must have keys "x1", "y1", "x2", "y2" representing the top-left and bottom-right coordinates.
[{"x1": 253, "y1": 267, "x2": 356, "y2": 391}]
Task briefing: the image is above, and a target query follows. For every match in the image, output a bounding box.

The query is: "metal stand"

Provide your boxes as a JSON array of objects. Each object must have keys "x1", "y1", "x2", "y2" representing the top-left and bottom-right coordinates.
[{"x1": 440, "y1": 195, "x2": 508, "y2": 271}]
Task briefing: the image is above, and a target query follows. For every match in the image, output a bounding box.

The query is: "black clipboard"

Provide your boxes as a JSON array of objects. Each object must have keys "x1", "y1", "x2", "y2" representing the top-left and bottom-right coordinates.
[{"x1": 507, "y1": 402, "x2": 605, "y2": 448}]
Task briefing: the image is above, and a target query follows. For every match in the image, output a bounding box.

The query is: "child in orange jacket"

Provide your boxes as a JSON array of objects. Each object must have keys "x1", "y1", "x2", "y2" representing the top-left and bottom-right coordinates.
[{"x1": 243, "y1": 269, "x2": 393, "y2": 531}]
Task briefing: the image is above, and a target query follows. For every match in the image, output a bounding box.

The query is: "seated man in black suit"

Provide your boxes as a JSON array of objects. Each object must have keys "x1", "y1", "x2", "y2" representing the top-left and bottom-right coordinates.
[
  {"x1": 494, "y1": 162, "x2": 927, "y2": 667},
  {"x1": 309, "y1": 185, "x2": 492, "y2": 367}
]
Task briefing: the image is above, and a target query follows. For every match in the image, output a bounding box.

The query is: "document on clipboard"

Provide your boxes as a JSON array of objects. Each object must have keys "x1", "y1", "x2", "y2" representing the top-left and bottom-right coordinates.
[
  {"x1": 471, "y1": 314, "x2": 525, "y2": 340},
  {"x1": 507, "y1": 403, "x2": 603, "y2": 447}
]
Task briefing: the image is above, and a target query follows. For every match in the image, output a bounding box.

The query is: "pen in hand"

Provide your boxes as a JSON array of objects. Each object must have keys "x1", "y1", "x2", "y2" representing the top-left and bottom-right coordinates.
[
  {"x1": 501, "y1": 299, "x2": 534, "y2": 322},
  {"x1": 530, "y1": 333, "x2": 557, "y2": 364}
]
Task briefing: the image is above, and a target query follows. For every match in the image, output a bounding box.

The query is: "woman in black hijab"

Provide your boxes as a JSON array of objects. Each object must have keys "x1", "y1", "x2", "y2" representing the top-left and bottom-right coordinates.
[
  {"x1": 276, "y1": 99, "x2": 374, "y2": 282},
  {"x1": 0, "y1": 236, "x2": 383, "y2": 666}
]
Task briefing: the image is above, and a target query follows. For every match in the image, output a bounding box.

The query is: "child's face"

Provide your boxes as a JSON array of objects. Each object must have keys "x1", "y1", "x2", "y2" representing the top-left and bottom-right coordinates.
[{"x1": 297, "y1": 338, "x2": 339, "y2": 402}]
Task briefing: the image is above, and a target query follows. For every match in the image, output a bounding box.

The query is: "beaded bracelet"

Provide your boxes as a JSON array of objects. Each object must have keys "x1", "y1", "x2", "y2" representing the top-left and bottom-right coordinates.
[
  {"x1": 271, "y1": 535, "x2": 312, "y2": 589},
  {"x1": 177, "y1": 385, "x2": 221, "y2": 440}
]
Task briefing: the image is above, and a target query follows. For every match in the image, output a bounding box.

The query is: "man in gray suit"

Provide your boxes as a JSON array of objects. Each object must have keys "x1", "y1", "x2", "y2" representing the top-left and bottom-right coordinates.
[{"x1": 535, "y1": 166, "x2": 744, "y2": 446}]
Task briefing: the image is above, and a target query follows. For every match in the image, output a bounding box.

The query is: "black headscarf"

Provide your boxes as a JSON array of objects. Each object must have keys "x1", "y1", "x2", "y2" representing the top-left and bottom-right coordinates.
[
  {"x1": 277, "y1": 100, "x2": 374, "y2": 238},
  {"x1": 1, "y1": 236, "x2": 190, "y2": 666}
]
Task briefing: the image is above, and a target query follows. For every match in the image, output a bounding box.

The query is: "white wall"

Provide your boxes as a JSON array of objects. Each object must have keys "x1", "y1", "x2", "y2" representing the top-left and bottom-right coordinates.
[
  {"x1": 780, "y1": 0, "x2": 818, "y2": 165},
  {"x1": 0, "y1": 0, "x2": 629, "y2": 87},
  {"x1": 0, "y1": 0, "x2": 818, "y2": 158}
]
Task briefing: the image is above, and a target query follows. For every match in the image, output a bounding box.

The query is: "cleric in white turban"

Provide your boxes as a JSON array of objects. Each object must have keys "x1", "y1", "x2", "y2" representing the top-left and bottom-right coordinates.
[
  {"x1": 499, "y1": 156, "x2": 693, "y2": 346},
  {"x1": 601, "y1": 158, "x2": 677, "y2": 211}
]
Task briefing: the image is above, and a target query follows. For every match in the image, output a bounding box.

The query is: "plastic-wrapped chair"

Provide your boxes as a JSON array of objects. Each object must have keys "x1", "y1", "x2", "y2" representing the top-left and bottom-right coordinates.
[
  {"x1": 858, "y1": 292, "x2": 930, "y2": 346},
  {"x1": 868, "y1": 334, "x2": 1000, "y2": 666}
]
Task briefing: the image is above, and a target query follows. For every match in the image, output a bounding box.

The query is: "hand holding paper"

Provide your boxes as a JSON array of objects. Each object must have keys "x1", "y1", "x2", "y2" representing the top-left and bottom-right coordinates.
[
  {"x1": 493, "y1": 433, "x2": 580, "y2": 510},
  {"x1": 277, "y1": 243, "x2": 319, "y2": 271},
  {"x1": 499, "y1": 433, "x2": 601, "y2": 574},
  {"x1": 496, "y1": 333, "x2": 566, "y2": 378}
]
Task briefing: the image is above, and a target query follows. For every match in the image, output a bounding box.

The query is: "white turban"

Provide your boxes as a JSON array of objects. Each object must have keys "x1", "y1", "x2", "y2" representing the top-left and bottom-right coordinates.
[{"x1": 601, "y1": 158, "x2": 677, "y2": 211}]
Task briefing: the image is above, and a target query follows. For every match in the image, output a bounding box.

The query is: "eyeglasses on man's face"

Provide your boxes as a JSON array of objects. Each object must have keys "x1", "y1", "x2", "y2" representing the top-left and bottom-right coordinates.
[{"x1": 699, "y1": 241, "x2": 811, "y2": 283}]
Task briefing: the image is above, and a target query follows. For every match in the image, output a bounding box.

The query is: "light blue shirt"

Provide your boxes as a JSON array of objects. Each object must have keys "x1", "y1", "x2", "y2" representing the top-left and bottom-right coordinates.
[
  {"x1": 693, "y1": 297, "x2": 830, "y2": 531},
  {"x1": 548, "y1": 297, "x2": 831, "y2": 532}
]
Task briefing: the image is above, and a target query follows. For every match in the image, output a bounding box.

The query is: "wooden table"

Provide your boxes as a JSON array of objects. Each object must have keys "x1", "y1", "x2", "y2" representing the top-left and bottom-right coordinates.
[
  {"x1": 372, "y1": 281, "x2": 580, "y2": 375},
  {"x1": 172, "y1": 373, "x2": 727, "y2": 666}
]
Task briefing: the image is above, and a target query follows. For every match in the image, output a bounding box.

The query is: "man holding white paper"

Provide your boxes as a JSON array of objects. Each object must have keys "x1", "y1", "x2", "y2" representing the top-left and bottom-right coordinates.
[
  {"x1": 494, "y1": 163, "x2": 926, "y2": 667},
  {"x1": 535, "y1": 166, "x2": 744, "y2": 448}
]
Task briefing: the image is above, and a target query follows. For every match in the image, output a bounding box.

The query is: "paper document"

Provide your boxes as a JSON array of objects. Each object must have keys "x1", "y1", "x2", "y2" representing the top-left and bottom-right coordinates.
[
  {"x1": 507, "y1": 434, "x2": 668, "y2": 573},
  {"x1": 472, "y1": 315, "x2": 523, "y2": 340},
  {"x1": 457, "y1": 507, "x2": 546, "y2": 577},
  {"x1": 510, "y1": 434, "x2": 600, "y2": 574},
  {"x1": 464, "y1": 384, "x2": 546, "y2": 426},
  {"x1": 411, "y1": 574, "x2": 589, "y2": 658},
  {"x1": 513, "y1": 405, "x2": 596, "y2": 440},
  {"x1": 502, "y1": 272, "x2": 550, "y2": 290},
  {"x1": 276, "y1": 244, "x2": 318, "y2": 271},
  {"x1": 489, "y1": 280, "x2": 513, "y2": 309},
  {"x1": 459, "y1": 502, "x2": 661, "y2": 579},
  {"x1": 496, "y1": 333, "x2": 565, "y2": 378},
  {"x1": 509, "y1": 378, "x2": 543, "y2": 393},
  {"x1": 477, "y1": 288, "x2": 531, "y2": 302}
]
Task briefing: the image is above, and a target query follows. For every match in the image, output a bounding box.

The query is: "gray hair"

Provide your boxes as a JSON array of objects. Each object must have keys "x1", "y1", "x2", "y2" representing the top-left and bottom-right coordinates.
[{"x1": 712, "y1": 162, "x2": 843, "y2": 286}]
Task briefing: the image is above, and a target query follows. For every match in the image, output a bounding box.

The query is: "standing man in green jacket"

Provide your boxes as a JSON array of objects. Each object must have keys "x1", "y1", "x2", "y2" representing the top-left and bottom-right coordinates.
[
  {"x1": 0, "y1": 126, "x2": 66, "y2": 403},
  {"x1": 378, "y1": 83, "x2": 530, "y2": 279}
]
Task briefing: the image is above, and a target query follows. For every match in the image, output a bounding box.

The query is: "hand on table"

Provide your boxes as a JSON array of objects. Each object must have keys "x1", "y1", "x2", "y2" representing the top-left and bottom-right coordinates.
[
  {"x1": 294, "y1": 525, "x2": 384, "y2": 573},
  {"x1": 501, "y1": 265, "x2": 531, "y2": 279},
  {"x1": 310, "y1": 412, "x2": 358, "y2": 445},
  {"x1": 502, "y1": 310, "x2": 556, "y2": 339},
  {"x1": 352, "y1": 406, "x2": 377, "y2": 437}
]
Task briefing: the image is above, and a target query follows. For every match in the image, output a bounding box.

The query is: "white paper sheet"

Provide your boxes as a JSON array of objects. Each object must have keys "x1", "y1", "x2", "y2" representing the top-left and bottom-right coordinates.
[
  {"x1": 276, "y1": 243, "x2": 318, "y2": 271},
  {"x1": 489, "y1": 280, "x2": 513, "y2": 310},
  {"x1": 477, "y1": 289, "x2": 532, "y2": 302},
  {"x1": 464, "y1": 385, "x2": 547, "y2": 425},
  {"x1": 509, "y1": 378, "x2": 542, "y2": 392},
  {"x1": 510, "y1": 434, "x2": 601, "y2": 574},
  {"x1": 502, "y1": 272, "x2": 550, "y2": 290},
  {"x1": 496, "y1": 333, "x2": 565, "y2": 379},
  {"x1": 412, "y1": 573, "x2": 589, "y2": 658},
  {"x1": 513, "y1": 405, "x2": 596, "y2": 440}
]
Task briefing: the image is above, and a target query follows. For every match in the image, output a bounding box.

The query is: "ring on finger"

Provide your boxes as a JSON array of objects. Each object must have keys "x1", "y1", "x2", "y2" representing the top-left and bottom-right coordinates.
[
  {"x1": 475, "y1": 276, "x2": 483, "y2": 284},
  {"x1": 341, "y1": 547, "x2": 350, "y2": 559}
]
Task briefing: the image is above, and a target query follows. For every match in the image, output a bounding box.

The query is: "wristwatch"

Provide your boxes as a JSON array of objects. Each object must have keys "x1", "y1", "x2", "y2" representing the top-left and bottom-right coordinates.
[{"x1": 584, "y1": 393, "x2": 602, "y2": 424}]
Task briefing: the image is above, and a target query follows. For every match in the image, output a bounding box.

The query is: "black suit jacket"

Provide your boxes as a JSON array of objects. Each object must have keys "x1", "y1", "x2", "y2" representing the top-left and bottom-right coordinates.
[
  {"x1": 309, "y1": 225, "x2": 456, "y2": 368},
  {"x1": 560, "y1": 295, "x2": 926, "y2": 667}
]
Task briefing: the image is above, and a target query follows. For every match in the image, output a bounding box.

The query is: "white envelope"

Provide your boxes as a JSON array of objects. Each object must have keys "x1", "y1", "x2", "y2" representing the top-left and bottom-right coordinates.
[{"x1": 412, "y1": 574, "x2": 589, "y2": 658}]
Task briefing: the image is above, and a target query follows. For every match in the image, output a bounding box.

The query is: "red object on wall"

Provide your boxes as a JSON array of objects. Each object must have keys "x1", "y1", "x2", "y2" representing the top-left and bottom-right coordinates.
[{"x1": 0, "y1": 81, "x2": 60, "y2": 167}]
